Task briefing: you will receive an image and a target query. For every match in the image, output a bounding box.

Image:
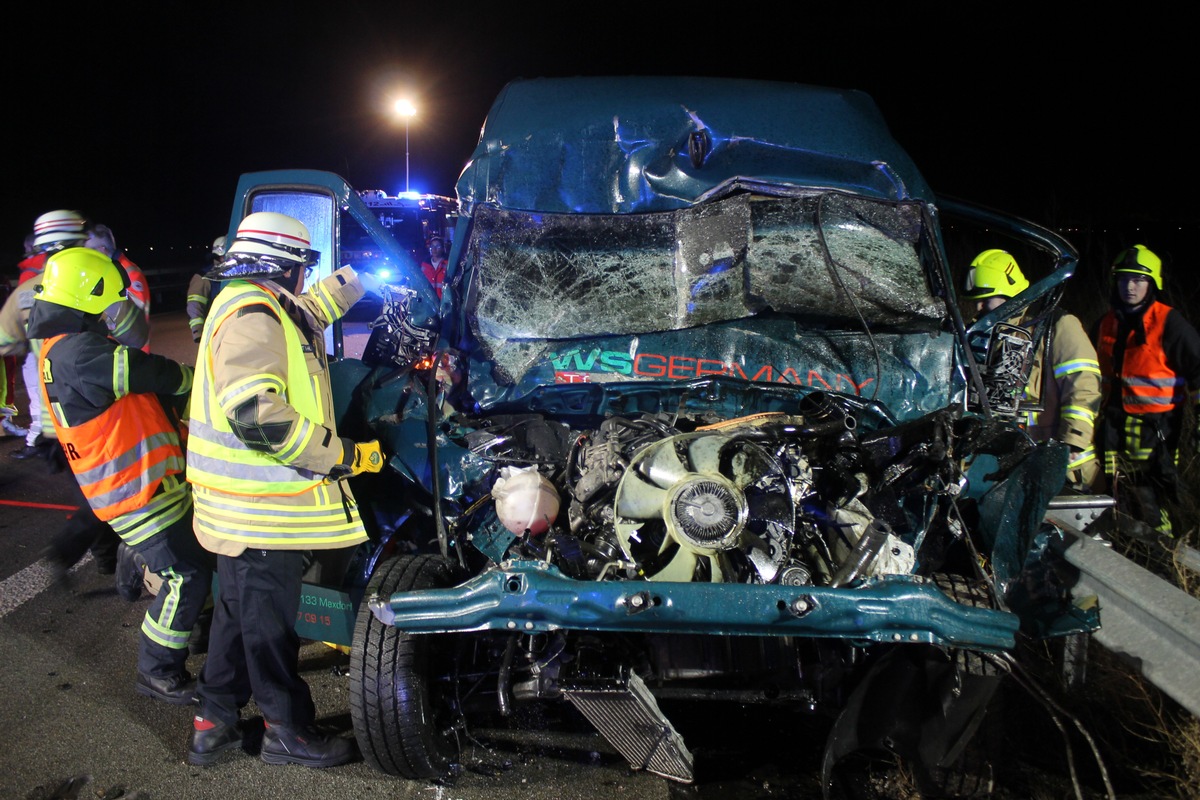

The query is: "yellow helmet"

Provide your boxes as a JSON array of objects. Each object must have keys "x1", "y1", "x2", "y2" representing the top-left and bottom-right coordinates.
[
  {"x1": 962, "y1": 249, "x2": 1029, "y2": 300},
  {"x1": 36, "y1": 247, "x2": 128, "y2": 316},
  {"x1": 1111, "y1": 244, "x2": 1162, "y2": 290}
]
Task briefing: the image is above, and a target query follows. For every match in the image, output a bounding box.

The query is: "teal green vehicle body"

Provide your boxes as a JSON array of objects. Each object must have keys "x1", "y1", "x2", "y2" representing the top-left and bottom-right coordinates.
[{"x1": 226, "y1": 76, "x2": 1095, "y2": 789}]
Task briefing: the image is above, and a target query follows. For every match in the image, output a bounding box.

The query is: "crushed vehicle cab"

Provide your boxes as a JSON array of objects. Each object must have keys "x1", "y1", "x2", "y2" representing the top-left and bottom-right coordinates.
[{"x1": 224, "y1": 76, "x2": 1097, "y2": 797}]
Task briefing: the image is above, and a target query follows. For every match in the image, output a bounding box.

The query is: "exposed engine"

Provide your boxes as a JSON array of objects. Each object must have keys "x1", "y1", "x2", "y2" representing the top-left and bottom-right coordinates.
[{"x1": 454, "y1": 393, "x2": 980, "y2": 589}]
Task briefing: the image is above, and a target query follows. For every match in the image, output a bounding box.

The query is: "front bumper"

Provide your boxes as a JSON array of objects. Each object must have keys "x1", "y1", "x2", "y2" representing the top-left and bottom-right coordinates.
[{"x1": 369, "y1": 560, "x2": 1019, "y2": 650}]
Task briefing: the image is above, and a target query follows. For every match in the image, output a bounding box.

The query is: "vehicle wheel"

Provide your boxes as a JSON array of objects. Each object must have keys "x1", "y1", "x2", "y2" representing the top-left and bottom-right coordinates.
[
  {"x1": 923, "y1": 574, "x2": 1004, "y2": 798},
  {"x1": 824, "y1": 575, "x2": 1003, "y2": 800},
  {"x1": 349, "y1": 553, "x2": 464, "y2": 779}
]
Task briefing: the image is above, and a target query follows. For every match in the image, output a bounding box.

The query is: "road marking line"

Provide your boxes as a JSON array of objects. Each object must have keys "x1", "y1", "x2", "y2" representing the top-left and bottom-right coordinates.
[
  {"x1": 0, "y1": 500, "x2": 81, "y2": 511},
  {"x1": 0, "y1": 554, "x2": 93, "y2": 619}
]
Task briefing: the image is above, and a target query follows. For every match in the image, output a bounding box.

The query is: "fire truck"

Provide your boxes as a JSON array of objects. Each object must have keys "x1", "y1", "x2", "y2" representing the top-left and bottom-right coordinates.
[{"x1": 341, "y1": 189, "x2": 456, "y2": 280}]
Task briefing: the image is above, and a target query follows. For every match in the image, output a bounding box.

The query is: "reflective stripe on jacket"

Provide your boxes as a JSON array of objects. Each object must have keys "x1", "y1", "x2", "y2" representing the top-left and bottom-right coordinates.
[
  {"x1": 1097, "y1": 301, "x2": 1185, "y2": 413},
  {"x1": 39, "y1": 334, "x2": 185, "y2": 523}
]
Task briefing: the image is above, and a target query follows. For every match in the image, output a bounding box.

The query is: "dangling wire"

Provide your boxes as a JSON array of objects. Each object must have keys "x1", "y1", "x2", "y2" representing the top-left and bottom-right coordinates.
[{"x1": 814, "y1": 193, "x2": 882, "y2": 402}]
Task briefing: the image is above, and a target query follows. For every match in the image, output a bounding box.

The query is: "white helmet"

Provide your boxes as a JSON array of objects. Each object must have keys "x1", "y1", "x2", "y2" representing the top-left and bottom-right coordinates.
[
  {"x1": 32, "y1": 209, "x2": 88, "y2": 253},
  {"x1": 211, "y1": 235, "x2": 228, "y2": 258},
  {"x1": 210, "y1": 211, "x2": 319, "y2": 280}
]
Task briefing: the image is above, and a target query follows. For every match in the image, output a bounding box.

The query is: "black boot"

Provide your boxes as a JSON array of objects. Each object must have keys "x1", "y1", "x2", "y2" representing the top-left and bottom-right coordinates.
[
  {"x1": 115, "y1": 544, "x2": 145, "y2": 602},
  {"x1": 188, "y1": 607, "x2": 213, "y2": 656},
  {"x1": 188, "y1": 716, "x2": 245, "y2": 766},
  {"x1": 260, "y1": 723, "x2": 356, "y2": 768},
  {"x1": 135, "y1": 671, "x2": 198, "y2": 705}
]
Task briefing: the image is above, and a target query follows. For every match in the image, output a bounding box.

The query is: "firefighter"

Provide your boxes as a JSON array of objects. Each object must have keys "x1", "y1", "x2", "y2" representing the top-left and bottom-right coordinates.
[
  {"x1": 84, "y1": 223, "x2": 151, "y2": 352},
  {"x1": 185, "y1": 235, "x2": 225, "y2": 343},
  {"x1": 27, "y1": 246, "x2": 213, "y2": 704},
  {"x1": 185, "y1": 211, "x2": 383, "y2": 768},
  {"x1": 9, "y1": 210, "x2": 90, "y2": 460},
  {"x1": 1092, "y1": 244, "x2": 1200, "y2": 539},
  {"x1": 963, "y1": 249, "x2": 1102, "y2": 490}
]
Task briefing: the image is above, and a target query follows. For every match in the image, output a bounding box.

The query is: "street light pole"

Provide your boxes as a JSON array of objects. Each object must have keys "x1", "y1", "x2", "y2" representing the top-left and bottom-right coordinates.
[{"x1": 395, "y1": 99, "x2": 417, "y2": 193}]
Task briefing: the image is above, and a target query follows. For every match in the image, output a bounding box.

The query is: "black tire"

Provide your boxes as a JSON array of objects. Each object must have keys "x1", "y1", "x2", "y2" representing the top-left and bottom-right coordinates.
[
  {"x1": 349, "y1": 554, "x2": 464, "y2": 779},
  {"x1": 925, "y1": 574, "x2": 1004, "y2": 798}
]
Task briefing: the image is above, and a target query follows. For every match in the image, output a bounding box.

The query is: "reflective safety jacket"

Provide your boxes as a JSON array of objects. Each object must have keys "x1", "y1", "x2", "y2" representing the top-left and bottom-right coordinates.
[
  {"x1": 17, "y1": 252, "x2": 46, "y2": 285},
  {"x1": 187, "y1": 269, "x2": 368, "y2": 556},
  {"x1": 185, "y1": 273, "x2": 212, "y2": 342},
  {"x1": 1096, "y1": 301, "x2": 1199, "y2": 414},
  {"x1": 110, "y1": 253, "x2": 151, "y2": 353},
  {"x1": 1023, "y1": 311, "x2": 1101, "y2": 482},
  {"x1": 30, "y1": 313, "x2": 194, "y2": 553}
]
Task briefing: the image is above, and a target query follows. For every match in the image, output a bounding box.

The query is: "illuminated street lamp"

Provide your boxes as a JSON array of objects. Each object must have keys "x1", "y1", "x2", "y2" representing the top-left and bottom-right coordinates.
[{"x1": 394, "y1": 98, "x2": 417, "y2": 192}]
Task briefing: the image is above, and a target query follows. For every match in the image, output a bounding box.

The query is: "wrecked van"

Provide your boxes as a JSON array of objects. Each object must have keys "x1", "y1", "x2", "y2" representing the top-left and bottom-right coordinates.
[{"x1": 226, "y1": 76, "x2": 1094, "y2": 797}]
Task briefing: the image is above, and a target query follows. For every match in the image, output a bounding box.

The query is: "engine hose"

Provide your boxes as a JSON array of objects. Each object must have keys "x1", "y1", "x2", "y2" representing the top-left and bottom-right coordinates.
[
  {"x1": 830, "y1": 519, "x2": 892, "y2": 588},
  {"x1": 496, "y1": 635, "x2": 517, "y2": 717}
]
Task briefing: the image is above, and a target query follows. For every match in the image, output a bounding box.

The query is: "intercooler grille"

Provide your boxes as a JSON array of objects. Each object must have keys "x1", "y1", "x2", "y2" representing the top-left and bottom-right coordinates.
[{"x1": 562, "y1": 671, "x2": 694, "y2": 783}]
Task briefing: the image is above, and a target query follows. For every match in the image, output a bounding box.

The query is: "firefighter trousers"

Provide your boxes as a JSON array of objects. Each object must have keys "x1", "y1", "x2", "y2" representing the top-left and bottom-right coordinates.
[
  {"x1": 196, "y1": 548, "x2": 317, "y2": 729},
  {"x1": 136, "y1": 514, "x2": 215, "y2": 679}
]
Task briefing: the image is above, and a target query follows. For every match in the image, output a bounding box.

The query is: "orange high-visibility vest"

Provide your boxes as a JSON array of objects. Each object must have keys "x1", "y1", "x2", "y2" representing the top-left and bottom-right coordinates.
[
  {"x1": 1096, "y1": 301, "x2": 1185, "y2": 414},
  {"x1": 39, "y1": 334, "x2": 185, "y2": 521}
]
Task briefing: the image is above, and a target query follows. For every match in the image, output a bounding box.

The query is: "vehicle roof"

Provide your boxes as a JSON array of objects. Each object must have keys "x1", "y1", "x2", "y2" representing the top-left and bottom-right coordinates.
[{"x1": 455, "y1": 76, "x2": 934, "y2": 215}]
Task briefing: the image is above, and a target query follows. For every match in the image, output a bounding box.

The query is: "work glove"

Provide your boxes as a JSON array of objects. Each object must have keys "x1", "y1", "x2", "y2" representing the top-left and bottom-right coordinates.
[
  {"x1": 356, "y1": 270, "x2": 385, "y2": 298},
  {"x1": 1065, "y1": 445, "x2": 1100, "y2": 494},
  {"x1": 328, "y1": 438, "x2": 386, "y2": 480}
]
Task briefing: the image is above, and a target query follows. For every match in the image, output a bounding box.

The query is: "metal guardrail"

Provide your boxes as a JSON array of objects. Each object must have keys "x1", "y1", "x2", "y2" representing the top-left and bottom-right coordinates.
[{"x1": 1045, "y1": 503, "x2": 1200, "y2": 718}]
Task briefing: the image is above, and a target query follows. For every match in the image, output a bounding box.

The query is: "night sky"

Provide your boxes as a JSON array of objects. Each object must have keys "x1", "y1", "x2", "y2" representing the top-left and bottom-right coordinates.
[{"x1": 3, "y1": 4, "x2": 1189, "y2": 280}]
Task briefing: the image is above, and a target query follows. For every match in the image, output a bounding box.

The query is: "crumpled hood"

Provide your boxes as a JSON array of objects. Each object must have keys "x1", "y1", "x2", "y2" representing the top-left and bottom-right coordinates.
[{"x1": 456, "y1": 76, "x2": 933, "y2": 215}]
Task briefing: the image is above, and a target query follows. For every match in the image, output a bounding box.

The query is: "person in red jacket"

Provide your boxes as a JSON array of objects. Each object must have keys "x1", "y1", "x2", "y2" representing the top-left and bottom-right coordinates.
[
  {"x1": 1092, "y1": 244, "x2": 1200, "y2": 540},
  {"x1": 419, "y1": 235, "x2": 448, "y2": 299}
]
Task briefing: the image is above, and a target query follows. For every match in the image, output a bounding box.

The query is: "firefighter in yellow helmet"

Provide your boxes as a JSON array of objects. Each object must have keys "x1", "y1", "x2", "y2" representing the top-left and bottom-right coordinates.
[
  {"x1": 1091, "y1": 244, "x2": 1200, "y2": 540},
  {"x1": 26, "y1": 247, "x2": 212, "y2": 705},
  {"x1": 185, "y1": 211, "x2": 384, "y2": 767},
  {"x1": 963, "y1": 249, "x2": 1102, "y2": 491}
]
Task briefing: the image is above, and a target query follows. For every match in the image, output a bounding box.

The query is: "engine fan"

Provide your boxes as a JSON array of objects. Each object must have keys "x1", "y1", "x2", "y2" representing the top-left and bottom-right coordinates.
[{"x1": 613, "y1": 432, "x2": 795, "y2": 582}]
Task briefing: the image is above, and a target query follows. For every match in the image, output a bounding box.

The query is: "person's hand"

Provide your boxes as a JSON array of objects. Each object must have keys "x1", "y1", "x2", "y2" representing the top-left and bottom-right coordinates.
[
  {"x1": 328, "y1": 438, "x2": 386, "y2": 480},
  {"x1": 356, "y1": 270, "x2": 384, "y2": 298},
  {"x1": 349, "y1": 439, "x2": 385, "y2": 474}
]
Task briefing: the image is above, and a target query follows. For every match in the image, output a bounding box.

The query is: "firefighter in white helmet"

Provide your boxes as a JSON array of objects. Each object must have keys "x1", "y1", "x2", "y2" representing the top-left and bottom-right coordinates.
[
  {"x1": 963, "y1": 249, "x2": 1102, "y2": 491},
  {"x1": 6, "y1": 211, "x2": 90, "y2": 460},
  {"x1": 185, "y1": 211, "x2": 383, "y2": 767}
]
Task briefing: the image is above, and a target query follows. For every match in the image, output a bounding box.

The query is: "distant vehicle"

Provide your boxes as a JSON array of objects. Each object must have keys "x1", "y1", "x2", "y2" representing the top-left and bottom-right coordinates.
[
  {"x1": 222, "y1": 76, "x2": 1096, "y2": 799},
  {"x1": 342, "y1": 189, "x2": 456, "y2": 281}
]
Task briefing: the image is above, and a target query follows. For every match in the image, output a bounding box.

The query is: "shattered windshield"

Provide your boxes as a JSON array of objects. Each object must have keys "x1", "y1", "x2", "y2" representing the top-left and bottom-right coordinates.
[{"x1": 466, "y1": 192, "x2": 945, "y2": 355}]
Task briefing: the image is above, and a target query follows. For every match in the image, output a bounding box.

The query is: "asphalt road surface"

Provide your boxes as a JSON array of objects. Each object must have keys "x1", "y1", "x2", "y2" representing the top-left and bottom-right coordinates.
[{"x1": 0, "y1": 311, "x2": 826, "y2": 800}]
